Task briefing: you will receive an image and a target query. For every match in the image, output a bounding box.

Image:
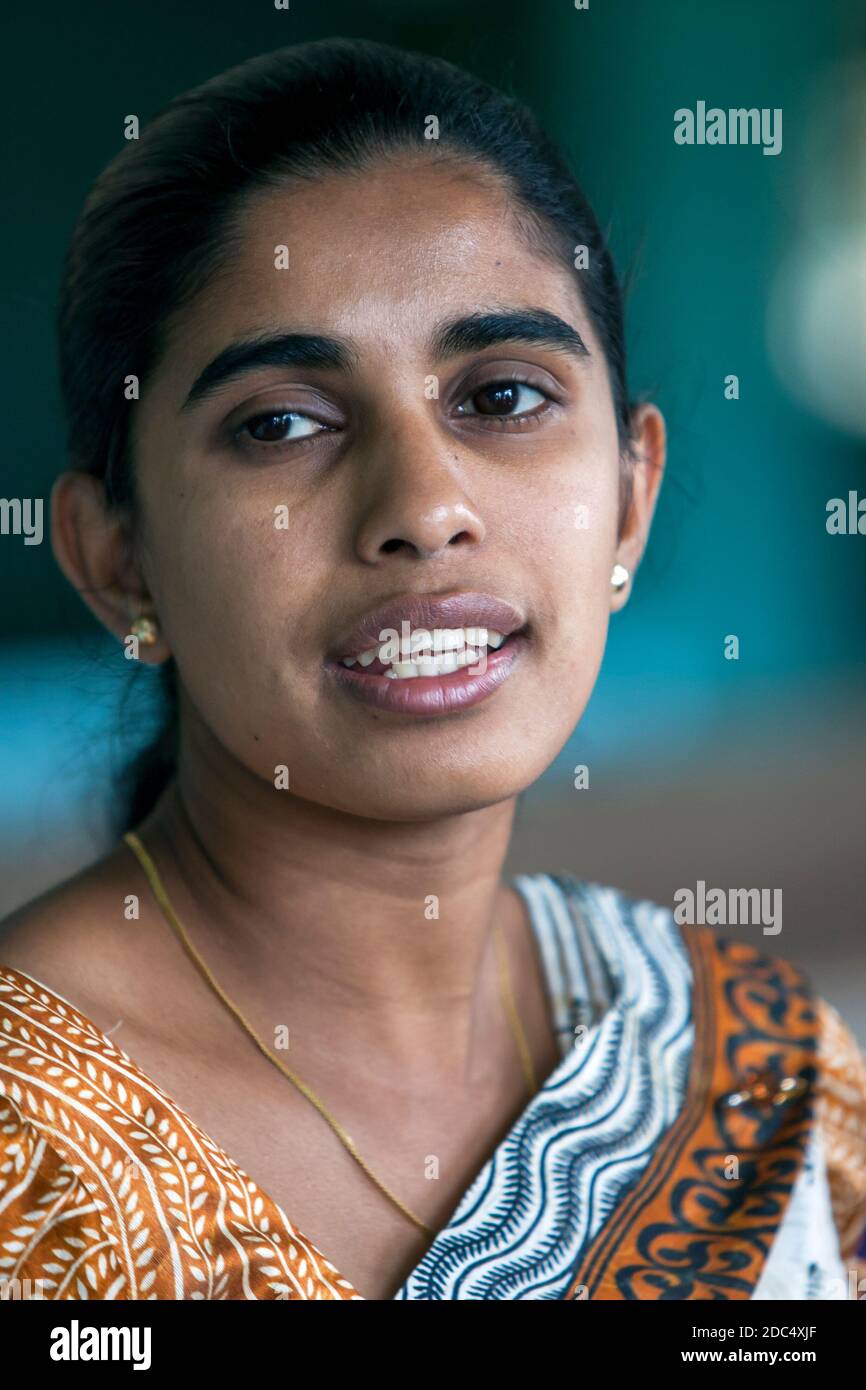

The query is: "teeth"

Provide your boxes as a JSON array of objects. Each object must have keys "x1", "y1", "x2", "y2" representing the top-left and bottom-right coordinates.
[
  {"x1": 341, "y1": 625, "x2": 511, "y2": 671},
  {"x1": 388, "y1": 647, "x2": 485, "y2": 679},
  {"x1": 390, "y1": 660, "x2": 420, "y2": 678},
  {"x1": 437, "y1": 629, "x2": 466, "y2": 652},
  {"x1": 458, "y1": 647, "x2": 484, "y2": 669},
  {"x1": 414, "y1": 654, "x2": 460, "y2": 675},
  {"x1": 407, "y1": 628, "x2": 439, "y2": 654}
]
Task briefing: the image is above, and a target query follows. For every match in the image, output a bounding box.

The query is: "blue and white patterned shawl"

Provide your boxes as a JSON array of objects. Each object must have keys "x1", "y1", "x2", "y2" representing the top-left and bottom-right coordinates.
[{"x1": 394, "y1": 876, "x2": 845, "y2": 1301}]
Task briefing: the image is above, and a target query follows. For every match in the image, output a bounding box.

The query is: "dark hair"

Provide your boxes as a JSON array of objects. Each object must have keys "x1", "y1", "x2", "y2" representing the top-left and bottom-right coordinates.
[{"x1": 56, "y1": 36, "x2": 638, "y2": 836}]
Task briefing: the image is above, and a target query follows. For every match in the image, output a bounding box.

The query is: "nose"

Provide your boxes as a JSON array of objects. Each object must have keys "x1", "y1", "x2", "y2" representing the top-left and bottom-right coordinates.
[{"x1": 352, "y1": 421, "x2": 487, "y2": 563}]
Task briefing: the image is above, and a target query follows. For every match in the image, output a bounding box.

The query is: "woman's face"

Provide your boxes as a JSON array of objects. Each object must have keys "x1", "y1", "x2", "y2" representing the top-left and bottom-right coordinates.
[{"x1": 105, "y1": 155, "x2": 664, "y2": 820}]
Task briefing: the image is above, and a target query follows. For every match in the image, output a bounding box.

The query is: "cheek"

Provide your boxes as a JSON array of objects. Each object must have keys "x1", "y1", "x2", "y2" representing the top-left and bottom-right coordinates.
[
  {"x1": 144, "y1": 489, "x2": 325, "y2": 744},
  {"x1": 515, "y1": 446, "x2": 619, "y2": 727},
  {"x1": 533, "y1": 535, "x2": 613, "y2": 740}
]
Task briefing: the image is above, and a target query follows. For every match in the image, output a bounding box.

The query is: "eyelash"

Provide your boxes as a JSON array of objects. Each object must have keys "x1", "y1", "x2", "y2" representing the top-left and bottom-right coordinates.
[
  {"x1": 232, "y1": 376, "x2": 557, "y2": 455},
  {"x1": 455, "y1": 377, "x2": 555, "y2": 429}
]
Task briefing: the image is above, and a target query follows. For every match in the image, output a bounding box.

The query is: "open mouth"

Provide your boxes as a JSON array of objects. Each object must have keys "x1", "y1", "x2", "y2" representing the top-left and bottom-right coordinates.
[
  {"x1": 326, "y1": 623, "x2": 529, "y2": 715},
  {"x1": 337, "y1": 625, "x2": 513, "y2": 679}
]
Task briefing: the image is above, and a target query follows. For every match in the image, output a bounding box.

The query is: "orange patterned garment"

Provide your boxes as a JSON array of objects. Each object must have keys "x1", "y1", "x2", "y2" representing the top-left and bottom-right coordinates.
[
  {"x1": 0, "y1": 967, "x2": 361, "y2": 1300},
  {"x1": 1, "y1": 931, "x2": 866, "y2": 1300}
]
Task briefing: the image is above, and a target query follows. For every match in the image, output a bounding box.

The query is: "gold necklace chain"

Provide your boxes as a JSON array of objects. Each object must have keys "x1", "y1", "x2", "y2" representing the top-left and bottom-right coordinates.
[{"x1": 122, "y1": 830, "x2": 539, "y2": 1238}]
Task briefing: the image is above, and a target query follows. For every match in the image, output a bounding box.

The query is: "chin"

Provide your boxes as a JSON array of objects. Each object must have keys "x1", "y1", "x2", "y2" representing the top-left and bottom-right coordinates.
[{"x1": 322, "y1": 760, "x2": 546, "y2": 822}]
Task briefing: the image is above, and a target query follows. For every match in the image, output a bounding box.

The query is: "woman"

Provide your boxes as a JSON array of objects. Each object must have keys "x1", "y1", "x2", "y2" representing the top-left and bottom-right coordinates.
[{"x1": 1, "y1": 37, "x2": 864, "y2": 1302}]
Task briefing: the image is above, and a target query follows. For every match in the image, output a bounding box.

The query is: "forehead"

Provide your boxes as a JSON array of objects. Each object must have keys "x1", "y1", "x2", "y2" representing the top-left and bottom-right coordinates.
[{"x1": 161, "y1": 155, "x2": 596, "y2": 377}]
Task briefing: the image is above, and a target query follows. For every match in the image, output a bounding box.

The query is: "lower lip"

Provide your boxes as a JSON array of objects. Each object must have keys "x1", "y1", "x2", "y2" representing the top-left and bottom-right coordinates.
[{"x1": 325, "y1": 633, "x2": 529, "y2": 716}]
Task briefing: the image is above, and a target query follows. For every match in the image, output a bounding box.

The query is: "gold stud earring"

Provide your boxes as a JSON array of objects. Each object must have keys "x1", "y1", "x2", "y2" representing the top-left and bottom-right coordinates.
[
  {"x1": 611, "y1": 563, "x2": 630, "y2": 592},
  {"x1": 130, "y1": 614, "x2": 159, "y2": 645}
]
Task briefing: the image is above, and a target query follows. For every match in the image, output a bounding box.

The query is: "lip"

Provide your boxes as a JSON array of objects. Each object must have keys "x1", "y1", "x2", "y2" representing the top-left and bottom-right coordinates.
[
  {"x1": 327, "y1": 632, "x2": 529, "y2": 716},
  {"x1": 324, "y1": 590, "x2": 529, "y2": 718},
  {"x1": 327, "y1": 590, "x2": 526, "y2": 662}
]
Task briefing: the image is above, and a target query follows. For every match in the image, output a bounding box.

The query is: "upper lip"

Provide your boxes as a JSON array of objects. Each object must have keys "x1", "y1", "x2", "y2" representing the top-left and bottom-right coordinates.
[{"x1": 328, "y1": 591, "x2": 527, "y2": 660}]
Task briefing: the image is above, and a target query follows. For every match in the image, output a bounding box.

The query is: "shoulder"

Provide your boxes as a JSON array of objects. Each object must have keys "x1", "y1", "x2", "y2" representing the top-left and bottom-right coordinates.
[
  {"x1": 534, "y1": 874, "x2": 689, "y2": 955},
  {"x1": 0, "y1": 884, "x2": 134, "y2": 1298},
  {"x1": 0, "y1": 841, "x2": 143, "y2": 1026},
  {"x1": 562, "y1": 876, "x2": 829, "y2": 998},
  {"x1": 0, "y1": 848, "x2": 140, "y2": 1173},
  {"x1": 534, "y1": 874, "x2": 866, "y2": 1279},
  {"x1": 570, "y1": 877, "x2": 866, "y2": 1272}
]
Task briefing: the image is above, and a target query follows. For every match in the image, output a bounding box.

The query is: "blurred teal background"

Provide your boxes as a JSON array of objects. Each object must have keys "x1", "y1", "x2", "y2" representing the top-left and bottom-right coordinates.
[{"x1": 2, "y1": 2, "x2": 865, "y2": 1032}]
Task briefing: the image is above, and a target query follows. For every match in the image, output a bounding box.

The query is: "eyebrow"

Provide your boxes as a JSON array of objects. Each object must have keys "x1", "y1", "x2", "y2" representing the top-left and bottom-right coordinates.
[
  {"x1": 180, "y1": 307, "x2": 591, "y2": 411},
  {"x1": 432, "y1": 308, "x2": 591, "y2": 363},
  {"x1": 181, "y1": 332, "x2": 355, "y2": 411}
]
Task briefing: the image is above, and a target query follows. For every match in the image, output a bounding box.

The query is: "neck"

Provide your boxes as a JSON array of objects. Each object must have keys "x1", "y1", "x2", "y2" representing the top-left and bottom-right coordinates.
[{"x1": 135, "y1": 725, "x2": 527, "y2": 1085}]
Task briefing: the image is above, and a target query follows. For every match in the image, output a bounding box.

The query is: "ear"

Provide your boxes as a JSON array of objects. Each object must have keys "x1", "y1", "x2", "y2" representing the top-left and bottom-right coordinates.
[
  {"x1": 610, "y1": 403, "x2": 666, "y2": 612},
  {"x1": 50, "y1": 470, "x2": 171, "y2": 664}
]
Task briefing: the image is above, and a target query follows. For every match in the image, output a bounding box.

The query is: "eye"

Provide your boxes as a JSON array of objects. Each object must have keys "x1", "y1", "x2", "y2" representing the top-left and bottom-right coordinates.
[
  {"x1": 456, "y1": 379, "x2": 550, "y2": 419},
  {"x1": 238, "y1": 409, "x2": 329, "y2": 446}
]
